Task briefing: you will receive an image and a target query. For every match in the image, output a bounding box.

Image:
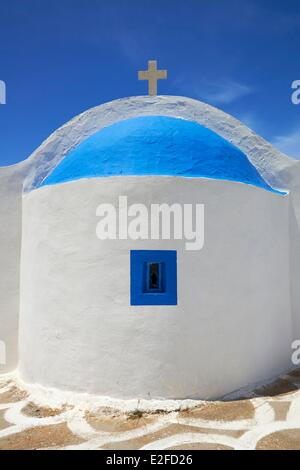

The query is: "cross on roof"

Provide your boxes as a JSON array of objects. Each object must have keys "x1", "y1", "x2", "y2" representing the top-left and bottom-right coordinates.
[{"x1": 138, "y1": 60, "x2": 167, "y2": 96}]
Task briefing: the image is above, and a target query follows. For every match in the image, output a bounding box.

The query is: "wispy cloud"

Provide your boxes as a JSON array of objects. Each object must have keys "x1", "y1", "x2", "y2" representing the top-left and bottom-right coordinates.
[
  {"x1": 198, "y1": 80, "x2": 253, "y2": 105},
  {"x1": 272, "y1": 128, "x2": 300, "y2": 160},
  {"x1": 114, "y1": 30, "x2": 142, "y2": 63},
  {"x1": 173, "y1": 77, "x2": 254, "y2": 106}
]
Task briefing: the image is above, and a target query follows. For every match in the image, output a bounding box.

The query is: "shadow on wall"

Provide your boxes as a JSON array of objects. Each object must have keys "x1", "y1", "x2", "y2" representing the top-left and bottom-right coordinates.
[
  {"x1": 289, "y1": 196, "x2": 300, "y2": 340},
  {"x1": 0, "y1": 166, "x2": 25, "y2": 373}
]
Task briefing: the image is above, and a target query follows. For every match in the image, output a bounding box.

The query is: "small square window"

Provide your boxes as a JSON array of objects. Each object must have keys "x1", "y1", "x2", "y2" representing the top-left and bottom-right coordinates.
[{"x1": 130, "y1": 250, "x2": 177, "y2": 306}]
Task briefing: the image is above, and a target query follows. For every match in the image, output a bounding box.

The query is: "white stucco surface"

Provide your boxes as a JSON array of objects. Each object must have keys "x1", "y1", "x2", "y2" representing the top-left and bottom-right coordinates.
[
  {"x1": 0, "y1": 164, "x2": 26, "y2": 372},
  {"x1": 0, "y1": 95, "x2": 299, "y2": 400},
  {"x1": 19, "y1": 177, "x2": 291, "y2": 399}
]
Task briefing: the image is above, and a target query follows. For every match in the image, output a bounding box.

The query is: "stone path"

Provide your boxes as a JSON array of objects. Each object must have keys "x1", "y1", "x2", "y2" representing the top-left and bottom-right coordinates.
[{"x1": 0, "y1": 370, "x2": 299, "y2": 450}]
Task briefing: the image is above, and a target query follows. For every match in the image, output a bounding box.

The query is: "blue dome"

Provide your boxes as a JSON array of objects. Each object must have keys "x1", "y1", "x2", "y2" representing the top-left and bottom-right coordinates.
[{"x1": 40, "y1": 116, "x2": 279, "y2": 193}]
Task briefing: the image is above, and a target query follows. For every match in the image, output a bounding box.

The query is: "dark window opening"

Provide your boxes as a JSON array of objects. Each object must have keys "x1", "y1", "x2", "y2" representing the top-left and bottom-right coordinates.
[{"x1": 149, "y1": 263, "x2": 160, "y2": 290}]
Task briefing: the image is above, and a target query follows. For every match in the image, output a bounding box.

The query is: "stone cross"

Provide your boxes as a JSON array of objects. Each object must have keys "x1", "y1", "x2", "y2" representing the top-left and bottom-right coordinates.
[{"x1": 138, "y1": 60, "x2": 167, "y2": 96}]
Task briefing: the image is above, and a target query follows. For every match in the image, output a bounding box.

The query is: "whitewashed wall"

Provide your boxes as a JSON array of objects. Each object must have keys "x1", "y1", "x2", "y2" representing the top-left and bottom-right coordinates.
[
  {"x1": 0, "y1": 164, "x2": 26, "y2": 373},
  {"x1": 19, "y1": 177, "x2": 291, "y2": 399},
  {"x1": 0, "y1": 95, "x2": 299, "y2": 387}
]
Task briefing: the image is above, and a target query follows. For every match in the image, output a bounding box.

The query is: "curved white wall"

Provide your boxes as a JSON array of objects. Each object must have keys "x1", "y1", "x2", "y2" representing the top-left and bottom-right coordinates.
[
  {"x1": 1, "y1": 94, "x2": 299, "y2": 386},
  {"x1": 0, "y1": 164, "x2": 26, "y2": 373},
  {"x1": 19, "y1": 177, "x2": 291, "y2": 399}
]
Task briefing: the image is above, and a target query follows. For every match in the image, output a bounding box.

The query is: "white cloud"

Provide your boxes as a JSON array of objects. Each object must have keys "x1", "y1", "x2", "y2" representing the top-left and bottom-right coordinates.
[
  {"x1": 173, "y1": 75, "x2": 253, "y2": 106},
  {"x1": 272, "y1": 128, "x2": 300, "y2": 160},
  {"x1": 115, "y1": 31, "x2": 141, "y2": 63},
  {"x1": 199, "y1": 80, "x2": 252, "y2": 105}
]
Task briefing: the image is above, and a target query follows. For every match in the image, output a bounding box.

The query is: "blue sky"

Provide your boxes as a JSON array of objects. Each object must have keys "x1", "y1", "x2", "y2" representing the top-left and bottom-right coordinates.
[{"x1": 0, "y1": 0, "x2": 300, "y2": 166}]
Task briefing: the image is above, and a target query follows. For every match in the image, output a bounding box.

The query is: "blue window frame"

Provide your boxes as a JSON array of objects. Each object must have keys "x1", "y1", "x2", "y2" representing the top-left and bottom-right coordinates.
[{"x1": 130, "y1": 250, "x2": 177, "y2": 306}]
